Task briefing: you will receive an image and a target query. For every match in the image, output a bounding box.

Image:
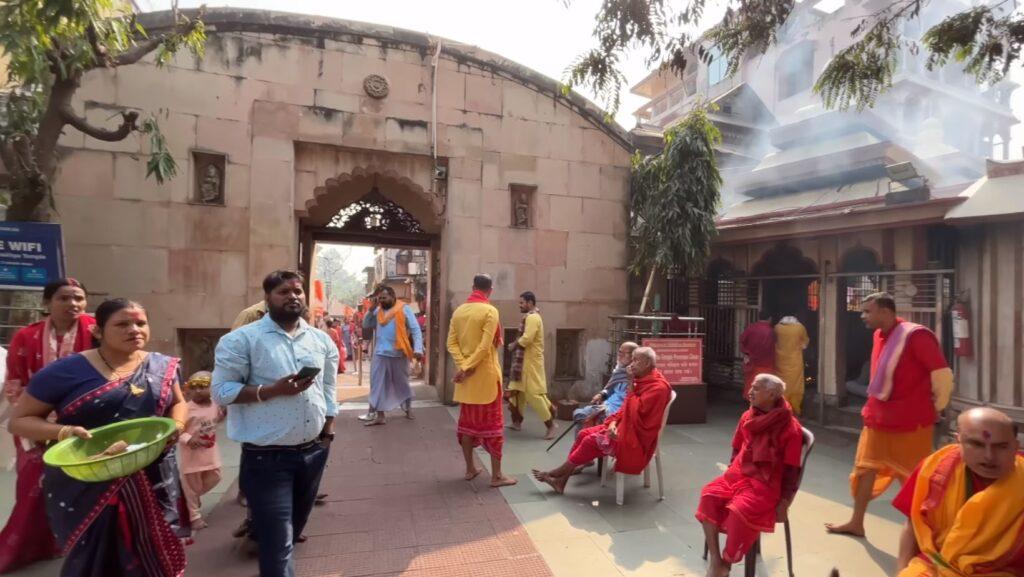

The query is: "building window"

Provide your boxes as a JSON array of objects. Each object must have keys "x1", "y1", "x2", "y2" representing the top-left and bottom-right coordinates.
[
  {"x1": 776, "y1": 43, "x2": 814, "y2": 100},
  {"x1": 707, "y1": 46, "x2": 728, "y2": 87}
]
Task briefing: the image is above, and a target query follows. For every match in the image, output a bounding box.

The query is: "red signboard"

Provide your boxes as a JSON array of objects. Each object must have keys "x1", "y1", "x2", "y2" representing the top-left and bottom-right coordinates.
[{"x1": 642, "y1": 338, "x2": 703, "y2": 385}]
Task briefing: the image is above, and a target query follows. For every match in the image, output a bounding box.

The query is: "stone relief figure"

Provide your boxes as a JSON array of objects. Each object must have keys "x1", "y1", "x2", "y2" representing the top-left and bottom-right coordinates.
[
  {"x1": 199, "y1": 163, "x2": 223, "y2": 204},
  {"x1": 513, "y1": 190, "x2": 530, "y2": 228}
]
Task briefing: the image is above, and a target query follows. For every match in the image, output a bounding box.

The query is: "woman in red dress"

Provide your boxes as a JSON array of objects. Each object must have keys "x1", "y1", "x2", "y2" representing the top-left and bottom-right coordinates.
[{"x1": 0, "y1": 279, "x2": 96, "y2": 573}]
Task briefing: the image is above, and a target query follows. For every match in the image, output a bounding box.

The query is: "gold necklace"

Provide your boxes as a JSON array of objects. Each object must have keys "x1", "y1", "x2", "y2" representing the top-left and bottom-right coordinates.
[{"x1": 98, "y1": 350, "x2": 144, "y2": 395}]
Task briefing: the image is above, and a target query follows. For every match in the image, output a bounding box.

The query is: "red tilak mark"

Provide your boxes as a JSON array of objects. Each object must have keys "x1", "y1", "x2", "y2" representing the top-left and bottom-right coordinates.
[{"x1": 982, "y1": 430, "x2": 992, "y2": 440}]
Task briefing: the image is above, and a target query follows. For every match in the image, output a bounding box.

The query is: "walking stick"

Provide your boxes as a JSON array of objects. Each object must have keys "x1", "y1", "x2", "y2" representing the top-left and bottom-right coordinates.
[{"x1": 546, "y1": 421, "x2": 576, "y2": 452}]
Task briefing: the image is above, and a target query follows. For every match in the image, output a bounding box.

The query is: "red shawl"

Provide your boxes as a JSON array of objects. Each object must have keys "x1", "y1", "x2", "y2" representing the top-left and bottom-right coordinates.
[
  {"x1": 465, "y1": 290, "x2": 502, "y2": 346},
  {"x1": 737, "y1": 398, "x2": 800, "y2": 483},
  {"x1": 609, "y1": 368, "x2": 672, "y2": 474},
  {"x1": 4, "y1": 315, "x2": 96, "y2": 402}
]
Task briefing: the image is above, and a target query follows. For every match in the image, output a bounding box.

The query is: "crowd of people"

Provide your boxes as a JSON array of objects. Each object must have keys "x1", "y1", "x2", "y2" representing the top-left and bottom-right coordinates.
[{"x1": 0, "y1": 274, "x2": 1020, "y2": 577}]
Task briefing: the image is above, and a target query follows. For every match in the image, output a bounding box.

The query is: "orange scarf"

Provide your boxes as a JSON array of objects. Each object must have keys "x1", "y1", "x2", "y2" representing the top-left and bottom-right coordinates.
[
  {"x1": 377, "y1": 300, "x2": 414, "y2": 359},
  {"x1": 466, "y1": 290, "x2": 502, "y2": 346}
]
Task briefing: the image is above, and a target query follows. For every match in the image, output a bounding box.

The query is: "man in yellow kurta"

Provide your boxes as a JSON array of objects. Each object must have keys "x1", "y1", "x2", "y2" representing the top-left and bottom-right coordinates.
[
  {"x1": 774, "y1": 316, "x2": 809, "y2": 415},
  {"x1": 893, "y1": 407, "x2": 1023, "y2": 577},
  {"x1": 447, "y1": 274, "x2": 517, "y2": 488},
  {"x1": 506, "y1": 291, "x2": 557, "y2": 440}
]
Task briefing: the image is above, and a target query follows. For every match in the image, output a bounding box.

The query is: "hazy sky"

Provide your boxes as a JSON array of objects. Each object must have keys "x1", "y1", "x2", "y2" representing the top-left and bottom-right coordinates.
[
  {"x1": 139, "y1": 0, "x2": 728, "y2": 129},
  {"x1": 140, "y1": 0, "x2": 1022, "y2": 147}
]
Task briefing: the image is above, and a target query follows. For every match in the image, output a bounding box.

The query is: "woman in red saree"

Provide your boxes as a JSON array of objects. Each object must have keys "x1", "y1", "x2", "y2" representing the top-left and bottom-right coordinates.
[
  {"x1": 0, "y1": 279, "x2": 95, "y2": 573},
  {"x1": 10, "y1": 299, "x2": 190, "y2": 577}
]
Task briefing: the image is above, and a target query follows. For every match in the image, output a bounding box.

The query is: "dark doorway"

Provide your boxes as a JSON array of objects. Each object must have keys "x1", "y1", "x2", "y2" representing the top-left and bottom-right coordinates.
[
  {"x1": 752, "y1": 244, "x2": 820, "y2": 392},
  {"x1": 835, "y1": 247, "x2": 881, "y2": 404}
]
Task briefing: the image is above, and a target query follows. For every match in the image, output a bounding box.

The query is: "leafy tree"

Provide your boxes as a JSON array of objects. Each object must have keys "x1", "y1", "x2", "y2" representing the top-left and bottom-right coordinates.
[
  {"x1": 566, "y1": 0, "x2": 1021, "y2": 114},
  {"x1": 630, "y1": 104, "x2": 721, "y2": 311},
  {"x1": 0, "y1": 1, "x2": 206, "y2": 222}
]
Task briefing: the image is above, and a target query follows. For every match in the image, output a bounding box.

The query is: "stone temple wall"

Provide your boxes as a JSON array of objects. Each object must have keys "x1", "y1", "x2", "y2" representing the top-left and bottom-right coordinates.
[{"x1": 52, "y1": 9, "x2": 632, "y2": 399}]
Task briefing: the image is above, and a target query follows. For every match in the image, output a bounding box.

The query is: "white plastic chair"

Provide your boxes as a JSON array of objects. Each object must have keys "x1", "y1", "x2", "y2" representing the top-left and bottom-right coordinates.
[{"x1": 600, "y1": 389, "x2": 677, "y2": 505}]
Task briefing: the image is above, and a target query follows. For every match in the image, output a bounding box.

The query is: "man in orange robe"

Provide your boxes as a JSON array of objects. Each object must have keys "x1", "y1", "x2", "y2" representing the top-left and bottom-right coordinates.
[
  {"x1": 826, "y1": 292, "x2": 952, "y2": 537},
  {"x1": 696, "y1": 374, "x2": 804, "y2": 577},
  {"x1": 893, "y1": 407, "x2": 1023, "y2": 576},
  {"x1": 532, "y1": 347, "x2": 671, "y2": 494}
]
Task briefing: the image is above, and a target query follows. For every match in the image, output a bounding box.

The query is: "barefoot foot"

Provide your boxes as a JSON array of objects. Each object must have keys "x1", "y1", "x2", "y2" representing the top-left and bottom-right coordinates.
[
  {"x1": 825, "y1": 521, "x2": 866, "y2": 537},
  {"x1": 490, "y1": 475, "x2": 518, "y2": 488},
  {"x1": 507, "y1": 422, "x2": 522, "y2": 431},
  {"x1": 465, "y1": 468, "x2": 482, "y2": 481},
  {"x1": 544, "y1": 423, "x2": 559, "y2": 440}
]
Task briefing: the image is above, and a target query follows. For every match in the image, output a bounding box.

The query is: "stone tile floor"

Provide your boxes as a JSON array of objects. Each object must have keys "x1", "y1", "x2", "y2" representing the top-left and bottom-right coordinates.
[{"x1": 1, "y1": 383, "x2": 906, "y2": 577}]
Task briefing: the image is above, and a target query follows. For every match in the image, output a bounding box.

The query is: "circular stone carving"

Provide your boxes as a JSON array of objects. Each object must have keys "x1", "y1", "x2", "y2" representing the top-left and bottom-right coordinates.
[{"x1": 363, "y1": 74, "x2": 390, "y2": 99}]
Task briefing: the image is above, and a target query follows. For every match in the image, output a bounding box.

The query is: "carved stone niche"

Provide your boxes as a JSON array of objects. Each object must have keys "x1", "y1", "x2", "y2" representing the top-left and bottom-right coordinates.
[
  {"x1": 192, "y1": 151, "x2": 226, "y2": 206},
  {"x1": 178, "y1": 328, "x2": 228, "y2": 378},
  {"x1": 554, "y1": 328, "x2": 583, "y2": 379},
  {"x1": 510, "y1": 184, "x2": 535, "y2": 229}
]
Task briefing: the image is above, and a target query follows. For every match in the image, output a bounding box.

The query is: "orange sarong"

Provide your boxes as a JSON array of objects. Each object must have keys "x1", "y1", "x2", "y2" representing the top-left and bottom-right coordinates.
[
  {"x1": 900, "y1": 445, "x2": 1024, "y2": 577},
  {"x1": 850, "y1": 425, "x2": 933, "y2": 499}
]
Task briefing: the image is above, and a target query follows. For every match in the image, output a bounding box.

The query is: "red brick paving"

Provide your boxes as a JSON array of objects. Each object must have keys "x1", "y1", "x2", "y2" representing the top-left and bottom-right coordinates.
[{"x1": 185, "y1": 406, "x2": 552, "y2": 577}]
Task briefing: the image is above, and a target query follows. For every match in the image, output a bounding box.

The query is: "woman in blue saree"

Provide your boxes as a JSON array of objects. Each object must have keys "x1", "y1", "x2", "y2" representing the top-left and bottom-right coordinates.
[{"x1": 10, "y1": 299, "x2": 191, "y2": 577}]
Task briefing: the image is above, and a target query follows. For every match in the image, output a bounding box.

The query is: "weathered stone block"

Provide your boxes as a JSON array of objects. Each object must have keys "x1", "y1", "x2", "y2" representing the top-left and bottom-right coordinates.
[
  {"x1": 568, "y1": 162, "x2": 601, "y2": 198},
  {"x1": 53, "y1": 150, "x2": 114, "y2": 199},
  {"x1": 536, "y1": 158, "x2": 569, "y2": 194},
  {"x1": 535, "y1": 230, "x2": 569, "y2": 267},
  {"x1": 168, "y1": 204, "x2": 250, "y2": 252},
  {"x1": 466, "y1": 75, "x2": 502, "y2": 116},
  {"x1": 436, "y1": 65, "x2": 466, "y2": 110},
  {"x1": 547, "y1": 196, "x2": 585, "y2": 232},
  {"x1": 114, "y1": 153, "x2": 171, "y2": 202},
  {"x1": 197, "y1": 117, "x2": 250, "y2": 165},
  {"x1": 567, "y1": 232, "x2": 627, "y2": 269},
  {"x1": 480, "y1": 187, "x2": 510, "y2": 228},
  {"x1": 250, "y1": 160, "x2": 294, "y2": 205},
  {"x1": 582, "y1": 198, "x2": 625, "y2": 235},
  {"x1": 599, "y1": 165, "x2": 630, "y2": 201},
  {"x1": 448, "y1": 178, "x2": 482, "y2": 219},
  {"x1": 384, "y1": 117, "x2": 430, "y2": 154}
]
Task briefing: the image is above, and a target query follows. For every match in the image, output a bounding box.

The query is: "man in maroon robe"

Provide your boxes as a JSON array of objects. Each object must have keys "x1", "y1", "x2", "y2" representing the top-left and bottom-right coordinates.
[
  {"x1": 740, "y1": 312, "x2": 775, "y2": 398},
  {"x1": 532, "y1": 347, "x2": 671, "y2": 494}
]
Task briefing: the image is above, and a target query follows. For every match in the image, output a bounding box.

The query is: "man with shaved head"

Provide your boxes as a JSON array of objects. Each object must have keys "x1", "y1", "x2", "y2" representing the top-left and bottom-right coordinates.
[
  {"x1": 532, "y1": 347, "x2": 671, "y2": 495},
  {"x1": 893, "y1": 407, "x2": 1023, "y2": 577},
  {"x1": 697, "y1": 374, "x2": 805, "y2": 577}
]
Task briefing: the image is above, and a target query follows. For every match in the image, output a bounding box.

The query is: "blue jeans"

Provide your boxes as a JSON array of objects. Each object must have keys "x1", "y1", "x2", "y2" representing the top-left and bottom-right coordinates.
[{"x1": 239, "y1": 443, "x2": 329, "y2": 577}]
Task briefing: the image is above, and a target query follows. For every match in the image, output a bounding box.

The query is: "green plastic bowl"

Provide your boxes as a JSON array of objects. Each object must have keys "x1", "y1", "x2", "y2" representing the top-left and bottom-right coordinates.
[{"x1": 43, "y1": 417, "x2": 177, "y2": 483}]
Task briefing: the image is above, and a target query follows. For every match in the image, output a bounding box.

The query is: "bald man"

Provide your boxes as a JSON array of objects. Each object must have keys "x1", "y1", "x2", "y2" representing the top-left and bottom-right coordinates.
[
  {"x1": 893, "y1": 407, "x2": 1023, "y2": 577},
  {"x1": 532, "y1": 347, "x2": 671, "y2": 495},
  {"x1": 697, "y1": 374, "x2": 804, "y2": 577}
]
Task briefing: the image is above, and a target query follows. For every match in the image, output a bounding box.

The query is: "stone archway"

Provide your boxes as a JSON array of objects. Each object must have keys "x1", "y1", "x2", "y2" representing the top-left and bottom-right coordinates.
[{"x1": 299, "y1": 166, "x2": 445, "y2": 394}]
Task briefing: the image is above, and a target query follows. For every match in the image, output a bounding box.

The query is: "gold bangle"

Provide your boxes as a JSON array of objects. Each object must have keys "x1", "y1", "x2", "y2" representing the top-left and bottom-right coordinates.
[
  {"x1": 174, "y1": 420, "x2": 186, "y2": 433},
  {"x1": 57, "y1": 425, "x2": 70, "y2": 441}
]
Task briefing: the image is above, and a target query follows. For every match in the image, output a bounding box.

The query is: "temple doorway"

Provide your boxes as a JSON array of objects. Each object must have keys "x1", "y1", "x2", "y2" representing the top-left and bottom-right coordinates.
[{"x1": 299, "y1": 172, "x2": 443, "y2": 403}]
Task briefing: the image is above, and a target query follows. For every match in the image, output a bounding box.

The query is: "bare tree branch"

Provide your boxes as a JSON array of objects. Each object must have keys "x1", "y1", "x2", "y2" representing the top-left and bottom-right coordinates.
[
  {"x1": 61, "y1": 108, "x2": 139, "y2": 142},
  {"x1": 108, "y1": 12, "x2": 203, "y2": 68}
]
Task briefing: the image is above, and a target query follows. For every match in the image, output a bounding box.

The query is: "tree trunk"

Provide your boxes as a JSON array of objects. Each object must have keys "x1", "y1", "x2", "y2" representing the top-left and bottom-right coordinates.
[{"x1": 638, "y1": 266, "x2": 657, "y2": 313}]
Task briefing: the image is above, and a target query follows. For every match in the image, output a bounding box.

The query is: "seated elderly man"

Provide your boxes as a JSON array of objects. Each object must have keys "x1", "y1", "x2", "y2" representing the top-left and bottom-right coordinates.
[
  {"x1": 697, "y1": 374, "x2": 803, "y2": 577},
  {"x1": 572, "y1": 341, "x2": 639, "y2": 432},
  {"x1": 533, "y1": 346, "x2": 671, "y2": 494},
  {"x1": 893, "y1": 407, "x2": 1023, "y2": 577}
]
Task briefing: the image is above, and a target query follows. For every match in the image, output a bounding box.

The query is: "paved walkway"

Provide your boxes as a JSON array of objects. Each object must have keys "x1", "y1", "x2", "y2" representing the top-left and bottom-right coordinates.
[
  {"x1": 2, "y1": 384, "x2": 907, "y2": 577},
  {"x1": 186, "y1": 400, "x2": 553, "y2": 577}
]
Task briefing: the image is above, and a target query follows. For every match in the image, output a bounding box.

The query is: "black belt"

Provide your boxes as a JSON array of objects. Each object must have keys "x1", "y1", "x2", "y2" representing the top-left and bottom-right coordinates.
[{"x1": 242, "y1": 439, "x2": 319, "y2": 452}]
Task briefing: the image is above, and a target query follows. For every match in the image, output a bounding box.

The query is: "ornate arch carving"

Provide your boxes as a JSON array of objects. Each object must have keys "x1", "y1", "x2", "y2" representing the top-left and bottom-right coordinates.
[{"x1": 301, "y1": 166, "x2": 442, "y2": 234}]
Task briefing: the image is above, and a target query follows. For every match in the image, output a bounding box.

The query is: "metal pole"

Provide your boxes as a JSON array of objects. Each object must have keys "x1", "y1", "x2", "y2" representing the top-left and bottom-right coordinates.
[{"x1": 818, "y1": 261, "x2": 829, "y2": 426}]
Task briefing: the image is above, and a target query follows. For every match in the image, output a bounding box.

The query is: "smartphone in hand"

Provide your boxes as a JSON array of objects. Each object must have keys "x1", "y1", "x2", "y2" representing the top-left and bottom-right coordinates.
[{"x1": 295, "y1": 366, "x2": 322, "y2": 380}]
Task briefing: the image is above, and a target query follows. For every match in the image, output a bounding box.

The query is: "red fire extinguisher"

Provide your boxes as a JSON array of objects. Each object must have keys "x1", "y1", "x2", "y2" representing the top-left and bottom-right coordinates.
[{"x1": 950, "y1": 296, "x2": 973, "y2": 358}]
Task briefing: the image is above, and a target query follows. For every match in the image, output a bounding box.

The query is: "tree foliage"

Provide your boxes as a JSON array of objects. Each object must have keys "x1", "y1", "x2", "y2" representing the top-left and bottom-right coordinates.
[
  {"x1": 629, "y1": 103, "x2": 721, "y2": 282},
  {"x1": 566, "y1": 0, "x2": 1023, "y2": 115},
  {"x1": 0, "y1": 0, "x2": 206, "y2": 221}
]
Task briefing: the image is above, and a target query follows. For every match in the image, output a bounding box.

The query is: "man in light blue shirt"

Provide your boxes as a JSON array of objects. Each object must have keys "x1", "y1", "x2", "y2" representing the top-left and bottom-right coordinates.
[
  {"x1": 361, "y1": 285, "x2": 423, "y2": 425},
  {"x1": 213, "y1": 270, "x2": 338, "y2": 577}
]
